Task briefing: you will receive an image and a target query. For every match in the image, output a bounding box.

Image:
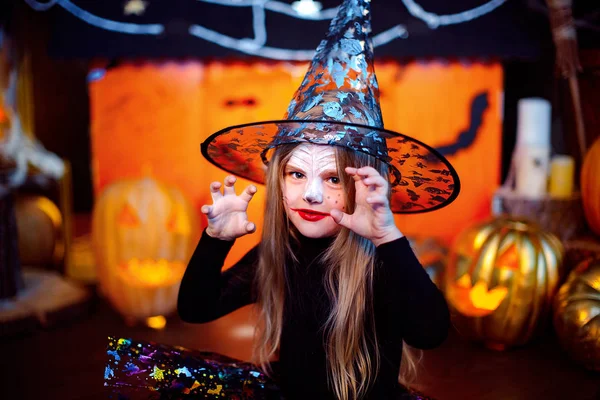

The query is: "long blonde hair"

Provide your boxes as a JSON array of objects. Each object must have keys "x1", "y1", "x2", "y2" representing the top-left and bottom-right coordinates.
[
  {"x1": 323, "y1": 146, "x2": 380, "y2": 400},
  {"x1": 253, "y1": 139, "x2": 420, "y2": 399}
]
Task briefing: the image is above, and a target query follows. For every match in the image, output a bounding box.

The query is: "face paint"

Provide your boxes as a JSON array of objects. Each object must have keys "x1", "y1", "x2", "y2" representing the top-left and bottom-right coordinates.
[{"x1": 283, "y1": 144, "x2": 346, "y2": 238}]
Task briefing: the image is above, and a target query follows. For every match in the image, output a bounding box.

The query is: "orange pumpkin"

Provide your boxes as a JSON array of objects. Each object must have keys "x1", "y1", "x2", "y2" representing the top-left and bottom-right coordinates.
[
  {"x1": 581, "y1": 136, "x2": 600, "y2": 235},
  {"x1": 92, "y1": 177, "x2": 199, "y2": 324},
  {"x1": 89, "y1": 62, "x2": 276, "y2": 267}
]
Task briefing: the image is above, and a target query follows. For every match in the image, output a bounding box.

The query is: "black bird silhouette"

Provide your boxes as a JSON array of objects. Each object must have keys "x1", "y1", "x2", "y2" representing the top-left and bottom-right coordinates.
[{"x1": 434, "y1": 92, "x2": 489, "y2": 157}]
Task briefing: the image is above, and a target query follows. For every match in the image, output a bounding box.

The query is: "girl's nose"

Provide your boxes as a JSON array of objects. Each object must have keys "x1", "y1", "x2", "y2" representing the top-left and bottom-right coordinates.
[{"x1": 302, "y1": 178, "x2": 323, "y2": 204}]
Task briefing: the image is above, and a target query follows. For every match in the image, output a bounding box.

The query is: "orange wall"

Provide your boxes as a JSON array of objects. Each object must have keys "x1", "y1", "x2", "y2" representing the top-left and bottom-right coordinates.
[
  {"x1": 383, "y1": 62, "x2": 503, "y2": 245},
  {"x1": 89, "y1": 60, "x2": 502, "y2": 264}
]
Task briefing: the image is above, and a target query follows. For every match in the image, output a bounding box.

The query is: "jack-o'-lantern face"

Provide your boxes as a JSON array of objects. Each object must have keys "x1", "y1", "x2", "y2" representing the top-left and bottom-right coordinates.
[
  {"x1": 447, "y1": 243, "x2": 519, "y2": 317},
  {"x1": 450, "y1": 274, "x2": 508, "y2": 317},
  {"x1": 92, "y1": 177, "x2": 199, "y2": 321},
  {"x1": 114, "y1": 200, "x2": 192, "y2": 287}
]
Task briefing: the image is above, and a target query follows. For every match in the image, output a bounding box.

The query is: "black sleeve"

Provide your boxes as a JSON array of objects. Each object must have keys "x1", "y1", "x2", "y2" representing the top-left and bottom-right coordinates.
[
  {"x1": 177, "y1": 229, "x2": 259, "y2": 323},
  {"x1": 375, "y1": 236, "x2": 450, "y2": 349}
]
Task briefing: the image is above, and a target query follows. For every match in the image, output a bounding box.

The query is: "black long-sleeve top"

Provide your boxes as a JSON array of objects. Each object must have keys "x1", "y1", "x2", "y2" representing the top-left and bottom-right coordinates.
[{"x1": 178, "y1": 230, "x2": 449, "y2": 399}]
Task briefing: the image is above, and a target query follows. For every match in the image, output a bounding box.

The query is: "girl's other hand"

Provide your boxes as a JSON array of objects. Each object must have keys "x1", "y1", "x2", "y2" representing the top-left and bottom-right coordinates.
[
  {"x1": 330, "y1": 166, "x2": 402, "y2": 247},
  {"x1": 201, "y1": 175, "x2": 257, "y2": 241}
]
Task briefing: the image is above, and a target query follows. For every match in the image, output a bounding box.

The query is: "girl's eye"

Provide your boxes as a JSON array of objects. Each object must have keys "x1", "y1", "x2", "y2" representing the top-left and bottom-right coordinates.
[
  {"x1": 289, "y1": 171, "x2": 305, "y2": 179},
  {"x1": 328, "y1": 176, "x2": 340, "y2": 184}
]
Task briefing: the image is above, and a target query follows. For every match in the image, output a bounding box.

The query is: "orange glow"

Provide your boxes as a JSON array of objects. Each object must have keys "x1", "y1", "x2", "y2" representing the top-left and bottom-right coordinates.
[
  {"x1": 166, "y1": 204, "x2": 192, "y2": 235},
  {"x1": 0, "y1": 105, "x2": 7, "y2": 124},
  {"x1": 469, "y1": 281, "x2": 508, "y2": 311},
  {"x1": 456, "y1": 274, "x2": 472, "y2": 288},
  {"x1": 117, "y1": 203, "x2": 140, "y2": 227},
  {"x1": 450, "y1": 274, "x2": 508, "y2": 317},
  {"x1": 496, "y1": 244, "x2": 520, "y2": 270},
  {"x1": 146, "y1": 315, "x2": 167, "y2": 330},
  {"x1": 383, "y1": 62, "x2": 503, "y2": 245},
  {"x1": 118, "y1": 258, "x2": 186, "y2": 287}
]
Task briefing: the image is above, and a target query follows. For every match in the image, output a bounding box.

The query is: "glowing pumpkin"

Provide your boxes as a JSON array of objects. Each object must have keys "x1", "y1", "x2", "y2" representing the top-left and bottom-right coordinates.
[
  {"x1": 581, "y1": 137, "x2": 600, "y2": 236},
  {"x1": 89, "y1": 62, "x2": 268, "y2": 268},
  {"x1": 446, "y1": 216, "x2": 564, "y2": 349},
  {"x1": 553, "y1": 256, "x2": 600, "y2": 371},
  {"x1": 92, "y1": 177, "x2": 198, "y2": 325}
]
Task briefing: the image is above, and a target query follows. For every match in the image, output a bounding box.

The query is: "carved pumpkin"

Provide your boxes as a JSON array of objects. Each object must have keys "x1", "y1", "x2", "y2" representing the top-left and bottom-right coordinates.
[
  {"x1": 553, "y1": 256, "x2": 600, "y2": 371},
  {"x1": 446, "y1": 216, "x2": 564, "y2": 349},
  {"x1": 406, "y1": 235, "x2": 448, "y2": 288},
  {"x1": 92, "y1": 177, "x2": 198, "y2": 324},
  {"x1": 581, "y1": 136, "x2": 600, "y2": 236},
  {"x1": 89, "y1": 62, "x2": 267, "y2": 268}
]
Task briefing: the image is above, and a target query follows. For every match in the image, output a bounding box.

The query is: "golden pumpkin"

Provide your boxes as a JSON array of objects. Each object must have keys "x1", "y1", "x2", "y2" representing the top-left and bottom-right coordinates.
[
  {"x1": 92, "y1": 177, "x2": 198, "y2": 324},
  {"x1": 553, "y1": 256, "x2": 600, "y2": 371},
  {"x1": 581, "y1": 137, "x2": 600, "y2": 236},
  {"x1": 445, "y1": 216, "x2": 564, "y2": 350}
]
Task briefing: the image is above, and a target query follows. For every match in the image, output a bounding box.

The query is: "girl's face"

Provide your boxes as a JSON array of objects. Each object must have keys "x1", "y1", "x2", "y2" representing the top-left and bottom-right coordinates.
[{"x1": 282, "y1": 144, "x2": 346, "y2": 238}]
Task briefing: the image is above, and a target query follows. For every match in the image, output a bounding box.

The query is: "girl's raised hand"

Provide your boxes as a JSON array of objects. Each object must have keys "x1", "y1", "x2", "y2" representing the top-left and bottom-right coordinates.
[
  {"x1": 330, "y1": 166, "x2": 403, "y2": 247},
  {"x1": 201, "y1": 175, "x2": 257, "y2": 241}
]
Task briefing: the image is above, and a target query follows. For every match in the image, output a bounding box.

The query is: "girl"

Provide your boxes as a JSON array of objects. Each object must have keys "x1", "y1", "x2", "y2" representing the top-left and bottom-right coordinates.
[
  {"x1": 177, "y1": 140, "x2": 451, "y2": 399},
  {"x1": 104, "y1": 0, "x2": 460, "y2": 398}
]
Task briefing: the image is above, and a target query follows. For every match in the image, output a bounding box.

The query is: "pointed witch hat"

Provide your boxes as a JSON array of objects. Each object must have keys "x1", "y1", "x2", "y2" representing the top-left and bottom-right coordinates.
[{"x1": 201, "y1": 0, "x2": 460, "y2": 213}]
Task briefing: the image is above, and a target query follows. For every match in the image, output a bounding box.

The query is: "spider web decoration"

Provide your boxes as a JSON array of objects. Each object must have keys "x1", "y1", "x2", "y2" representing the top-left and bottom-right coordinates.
[{"x1": 25, "y1": 0, "x2": 508, "y2": 61}]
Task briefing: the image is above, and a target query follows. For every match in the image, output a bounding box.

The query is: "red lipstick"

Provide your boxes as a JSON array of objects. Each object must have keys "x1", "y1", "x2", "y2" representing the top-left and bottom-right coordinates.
[{"x1": 291, "y1": 208, "x2": 330, "y2": 222}]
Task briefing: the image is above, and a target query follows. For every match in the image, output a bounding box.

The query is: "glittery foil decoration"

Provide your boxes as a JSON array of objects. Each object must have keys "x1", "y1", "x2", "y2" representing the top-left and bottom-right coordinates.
[
  {"x1": 201, "y1": 0, "x2": 460, "y2": 214},
  {"x1": 105, "y1": 336, "x2": 281, "y2": 399}
]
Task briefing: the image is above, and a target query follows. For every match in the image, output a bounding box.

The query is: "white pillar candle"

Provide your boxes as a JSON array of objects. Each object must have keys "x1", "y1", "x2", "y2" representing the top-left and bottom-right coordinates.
[
  {"x1": 513, "y1": 98, "x2": 552, "y2": 198},
  {"x1": 514, "y1": 146, "x2": 550, "y2": 198}
]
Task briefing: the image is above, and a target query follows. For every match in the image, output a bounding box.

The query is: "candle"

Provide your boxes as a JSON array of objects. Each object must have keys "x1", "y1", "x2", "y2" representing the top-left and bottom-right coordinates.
[
  {"x1": 549, "y1": 155, "x2": 575, "y2": 198},
  {"x1": 516, "y1": 98, "x2": 551, "y2": 148},
  {"x1": 514, "y1": 146, "x2": 550, "y2": 198},
  {"x1": 514, "y1": 98, "x2": 552, "y2": 199}
]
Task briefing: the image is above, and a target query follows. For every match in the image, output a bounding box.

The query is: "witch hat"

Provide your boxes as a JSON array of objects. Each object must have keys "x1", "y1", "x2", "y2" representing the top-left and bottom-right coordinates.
[{"x1": 201, "y1": 0, "x2": 460, "y2": 213}]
